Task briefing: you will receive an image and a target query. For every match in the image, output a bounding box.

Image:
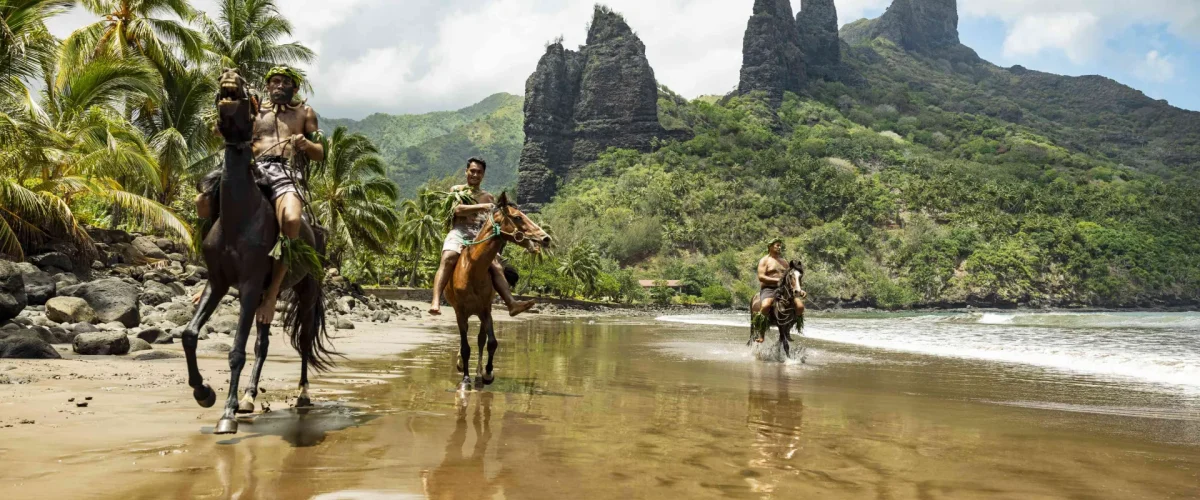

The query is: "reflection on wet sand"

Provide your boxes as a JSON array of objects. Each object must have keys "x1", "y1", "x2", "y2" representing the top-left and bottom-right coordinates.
[
  {"x1": 423, "y1": 392, "x2": 498, "y2": 500},
  {"x1": 12, "y1": 317, "x2": 1200, "y2": 499}
]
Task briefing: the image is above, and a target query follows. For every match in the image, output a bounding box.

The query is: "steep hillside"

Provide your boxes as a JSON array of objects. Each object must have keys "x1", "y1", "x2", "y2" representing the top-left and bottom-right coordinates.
[{"x1": 324, "y1": 93, "x2": 524, "y2": 195}]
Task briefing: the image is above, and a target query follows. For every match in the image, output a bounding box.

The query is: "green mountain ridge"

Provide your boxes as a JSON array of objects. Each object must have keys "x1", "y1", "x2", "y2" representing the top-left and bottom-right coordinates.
[{"x1": 323, "y1": 93, "x2": 524, "y2": 196}]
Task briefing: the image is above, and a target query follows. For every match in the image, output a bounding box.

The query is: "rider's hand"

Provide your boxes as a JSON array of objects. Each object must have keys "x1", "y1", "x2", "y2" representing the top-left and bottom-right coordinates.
[
  {"x1": 292, "y1": 134, "x2": 309, "y2": 150},
  {"x1": 479, "y1": 203, "x2": 495, "y2": 212}
]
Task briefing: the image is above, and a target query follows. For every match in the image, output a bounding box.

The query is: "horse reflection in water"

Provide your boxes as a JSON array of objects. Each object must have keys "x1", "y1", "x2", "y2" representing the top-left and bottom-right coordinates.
[
  {"x1": 423, "y1": 392, "x2": 500, "y2": 500},
  {"x1": 743, "y1": 363, "x2": 805, "y2": 494}
]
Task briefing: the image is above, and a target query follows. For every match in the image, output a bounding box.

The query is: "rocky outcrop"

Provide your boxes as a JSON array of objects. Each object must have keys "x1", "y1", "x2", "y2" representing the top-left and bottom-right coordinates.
[
  {"x1": 517, "y1": 6, "x2": 671, "y2": 209},
  {"x1": 738, "y1": 0, "x2": 805, "y2": 105},
  {"x1": 0, "y1": 261, "x2": 26, "y2": 322},
  {"x1": 840, "y1": 0, "x2": 960, "y2": 53},
  {"x1": 796, "y1": 0, "x2": 841, "y2": 80}
]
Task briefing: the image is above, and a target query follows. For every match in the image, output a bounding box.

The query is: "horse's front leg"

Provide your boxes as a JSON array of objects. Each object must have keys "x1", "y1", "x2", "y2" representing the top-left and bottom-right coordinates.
[
  {"x1": 183, "y1": 282, "x2": 229, "y2": 408},
  {"x1": 215, "y1": 282, "x2": 264, "y2": 434},
  {"x1": 456, "y1": 311, "x2": 473, "y2": 393},
  {"x1": 481, "y1": 312, "x2": 498, "y2": 385},
  {"x1": 779, "y1": 322, "x2": 792, "y2": 360},
  {"x1": 238, "y1": 322, "x2": 270, "y2": 414}
]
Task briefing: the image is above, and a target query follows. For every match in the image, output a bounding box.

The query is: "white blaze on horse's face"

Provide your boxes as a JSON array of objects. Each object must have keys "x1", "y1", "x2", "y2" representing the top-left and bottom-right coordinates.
[{"x1": 787, "y1": 269, "x2": 804, "y2": 295}]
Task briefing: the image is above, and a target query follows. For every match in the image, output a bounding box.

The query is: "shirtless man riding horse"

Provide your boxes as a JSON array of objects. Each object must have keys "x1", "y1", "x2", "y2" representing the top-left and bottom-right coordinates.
[
  {"x1": 429, "y1": 158, "x2": 535, "y2": 317},
  {"x1": 193, "y1": 66, "x2": 323, "y2": 324},
  {"x1": 751, "y1": 238, "x2": 806, "y2": 343}
]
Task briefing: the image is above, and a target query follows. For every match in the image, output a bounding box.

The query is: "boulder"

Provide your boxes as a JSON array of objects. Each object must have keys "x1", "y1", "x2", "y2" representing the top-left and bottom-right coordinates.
[
  {"x1": 137, "y1": 327, "x2": 173, "y2": 345},
  {"x1": 48, "y1": 326, "x2": 75, "y2": 344},
  {"x1": 73, "y1": 331, "x2": 131, "y2": 355},
  {"x1": 154, "y1": 237, "x2": 175, "y2": 253},
  {"x1": 131, "y1": 236, "x2": 168, "y2": 261},
  {"x1": 206, "y1": 315, "x2": 238, "y2": 335},
  {"x1": 73, "y1": 322, "x2": 100, "y2": 334},
  {"x1": 15, "y1": 263, "x2": 56, "y2": 306},
  {"x1": 46, "y1": 297, "x2": 97, "y2": 324},
  {"x1": 133, "y1": 350, "x2": 181, "y2": 361},
  {"x1": 140, "y1": 281, "x2": 179, "y2": 306},
  {"x1": 0, "y1": 336, "x2": 61, "y2": 359},
  {"x1": 161, "y1": 302, "x2": 195, "y2": 326},
  {"x1": 54, "y1": 273, "x2": 80, "y2": 290},
  {"x1": 335, "y1": 317, "x2": 354, "y2": 330},
  {"x1": 0, "y1": 261, "x2": 27, "y2": 323},
  {"x1": 127, "y1": 337, "x2": 153, "y2": 352},
  {"x1": 370, "y1": 311, "x2": 391, "y2": 323},
  {"x1": 29, "y1": 252, "x2": 73, "y2": 273},
  {"x1": 63, "y1": 278, "x2": 140, "y2": 327},
  {"x1": 202, "y1": 341, "x2": 232, "y2": 353}
]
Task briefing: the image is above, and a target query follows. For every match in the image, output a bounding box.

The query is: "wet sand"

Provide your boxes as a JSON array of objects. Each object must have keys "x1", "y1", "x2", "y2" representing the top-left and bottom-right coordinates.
[{"x1": 3, "y1": 314, "x2": 1199, "y2": 499}]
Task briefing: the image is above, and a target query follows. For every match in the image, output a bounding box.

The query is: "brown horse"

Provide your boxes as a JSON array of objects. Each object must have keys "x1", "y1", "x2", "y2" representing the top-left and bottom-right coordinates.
[{"x1": 444, "y1": 193, "x2": 549, "y2": 391}]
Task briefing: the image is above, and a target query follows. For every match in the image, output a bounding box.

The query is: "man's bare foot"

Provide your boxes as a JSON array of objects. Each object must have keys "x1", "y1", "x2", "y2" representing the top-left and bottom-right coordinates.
[
  {"x1": 508, "y1": 300, "x2": 535, "y2": 317},
  {"x1": 429, "y1": 303, "x2": 442, "y2": 316},
  {"x1": 256, "y1": 295, "x2": 279, "y2": 325},
  {"x1": 192, "y1": 290, "x2": 202, "y2": 305}
]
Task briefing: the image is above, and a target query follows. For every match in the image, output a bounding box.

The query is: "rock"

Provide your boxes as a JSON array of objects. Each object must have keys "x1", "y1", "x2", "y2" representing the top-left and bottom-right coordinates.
[
  {"x1": 738, "y1": 0, "x2": 805, "y2": 106},
  {"x1": 73, "y1": 322, "x2": 100, "y2": 334},
  {"x1": 140, "y1": 281, "x2": 179, "y2": 306},
  {"x1": 127, "y1": 337, "x2": 153, "y2": 352},
  {"x1": 0, "y1": 336, "x2": 61, "y2": 359},
  {"x1": 161, "y1": 302, "x2": 195, "y2": 325},
  {"x1": 137, "y1": 327, "x2": 173, "y2": 345},
  {"x1": 839, "y1": 0, "x2": 966, "y2": 55},
  {"x1": 155, "y1": 237, "x2": 175, "y2": 253},
  {"x1": 73, "y1": 331, "x2": 131, "y2": 355},
  {"x1": 131, "y1": 236, "x2": 169, "y2": 261},
  {"x1": 796, "y1": 0, "x2": 841, "y2": 80},
  {"x1": 46, "y1": 297, "x2": 97, "y2": 324},
  {"x1": 336, "y1": 296, "x2": 356, "y2": 314},
  {"x1": 335, "y1": 317, "x2": 354, "y2": 330},
  {"x1": 1, "y1": 322, "x2": 19, "y2": 331},
  {"x1": 133, "y1": 350, "x2": 182, "y2": 361},
  {"x1": 167, "y1": 253, "x2": 186, "y2": 263},
  {"x1": 54, "y1": 273, "x2": 80, "y2": 290},
  {"x1": 0, "y1": 261, "x2": 27, "y2": 323},
  {"x1": 48, "y1": 326, "x2": 74, "y2": 344},
  {"x1": 202, "y1": 341, "x2": 232, "y2": 353},
  {"x1": 98, "y1": 322, "x2": 126, "y2": 331},
  {"x1": 370, "y1": 311, "x2": 391, "y2": 323},
  {"x1": 517, "y1": 6, "x2": 676, "y2": 210},
  {"x1": 206, "y1": 315, "x2": 238, "y2": 335},
  {"x1": 63, "y1": 278, "x2": 140, "y2": 327},
  {"x1": 28, "y1": 252, "x2": 73, "y2": 273},
  {"x1": 15, "y1": 263, "x2": 56, "y2": 306}
]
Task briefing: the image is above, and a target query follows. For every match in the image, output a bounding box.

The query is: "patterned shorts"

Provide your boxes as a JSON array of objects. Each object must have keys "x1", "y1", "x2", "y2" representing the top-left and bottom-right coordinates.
[{"x1": 254, "y1": 156, "x2": 301, "y2": 202}]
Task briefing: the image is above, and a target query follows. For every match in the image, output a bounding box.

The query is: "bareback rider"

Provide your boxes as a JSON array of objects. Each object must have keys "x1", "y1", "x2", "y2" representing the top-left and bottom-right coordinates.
[
  {"x1": 428, "y1": 158, "x2": 535, "y2": 317},
  {"x1": 192, "y1": 66, "x2": 323, "y2": 324},
  {"x1": 751, "y1": 238, "x2": 806, "y2": 342}
]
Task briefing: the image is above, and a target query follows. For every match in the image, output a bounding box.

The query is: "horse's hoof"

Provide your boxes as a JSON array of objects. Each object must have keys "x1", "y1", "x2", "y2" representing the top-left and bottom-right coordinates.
[
  {"x1": 195, "y1": 383, "x2": 216, "y2": 408},
  {"x1": 237, "y1": 400, "x2": 255, "y2": 414},
  {"x1": 482, "y1": 372, "x2": 495, "y2": 385},
  {"x1": 295, "y1": 396, "x2": 312, "y2": 408},
  {"x1": 456, "y1": 357, "x2": 464, "y2": 373},
  {"x1": 457, "y1": 377, "x2": 473, "y2": 393},
  {"x1": 214, "y1": 418, "x2": 238, "y2": 435}
]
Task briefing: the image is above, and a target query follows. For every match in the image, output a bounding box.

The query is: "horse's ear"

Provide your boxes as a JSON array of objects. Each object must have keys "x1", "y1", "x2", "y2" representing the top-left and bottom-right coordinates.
[
  {"x1": 497, "y1": 191, "x2": 509, "y2": 206},
  {"x1": 791, "y1": 260, "x2": 804, "y2": 272}
]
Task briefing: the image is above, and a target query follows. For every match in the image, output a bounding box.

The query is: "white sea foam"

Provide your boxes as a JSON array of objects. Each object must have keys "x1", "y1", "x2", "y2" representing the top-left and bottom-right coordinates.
[{"x1": 657, "y1": 312, "x2": 1200, "y2": 392}]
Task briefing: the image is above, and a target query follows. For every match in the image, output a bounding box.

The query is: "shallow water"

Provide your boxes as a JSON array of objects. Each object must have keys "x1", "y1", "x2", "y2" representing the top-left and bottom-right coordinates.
[{"x1": 13, "y1": 315, "x2": 1200, "y2": 498}]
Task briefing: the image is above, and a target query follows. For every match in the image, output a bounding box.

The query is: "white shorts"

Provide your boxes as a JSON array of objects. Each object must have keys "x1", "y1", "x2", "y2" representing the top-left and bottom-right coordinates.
[{"x1": 442, "y1": 227, "x2": 474, "y2": 254}]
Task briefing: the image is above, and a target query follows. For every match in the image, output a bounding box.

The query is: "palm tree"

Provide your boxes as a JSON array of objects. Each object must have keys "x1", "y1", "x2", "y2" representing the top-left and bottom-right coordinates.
[
  {"x1": 397, "y1": 188, "x2": 451, "y2": 286},
  {"x1": 59, "y1": 0, "x2": 206, "y2": 80},
  {"x1": 307, "y1": 126, "x2": 402, "y2": 267},
  {"x1": 135, "y1": 64, "x2": 220, "y2": 205},
  {"x1": 1, "y1": 0, "x2": 70, "y2": 98},
  {"x1": 203, "y1": 0, "x2": 314, "y2": 86},
  {"x1": 557, "y1": 241, "x2": 601, "y2": 298}
]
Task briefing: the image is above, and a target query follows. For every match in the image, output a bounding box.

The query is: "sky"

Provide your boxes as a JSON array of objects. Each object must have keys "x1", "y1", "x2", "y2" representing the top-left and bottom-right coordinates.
[{"x1": 44, "y1": 0, "x2": 1200, "y2": 119}]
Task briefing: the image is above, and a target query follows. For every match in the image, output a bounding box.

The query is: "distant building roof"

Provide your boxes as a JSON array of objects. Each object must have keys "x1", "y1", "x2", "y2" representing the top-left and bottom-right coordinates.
[{"x1": 638, "y1": 280, "x2": 682, "y2": 288}]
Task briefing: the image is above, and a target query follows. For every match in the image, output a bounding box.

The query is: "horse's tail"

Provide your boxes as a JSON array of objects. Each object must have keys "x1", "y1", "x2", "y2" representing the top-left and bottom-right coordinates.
[{"x1": 283, "y1": 275, "x2": 339, "y2": 372}]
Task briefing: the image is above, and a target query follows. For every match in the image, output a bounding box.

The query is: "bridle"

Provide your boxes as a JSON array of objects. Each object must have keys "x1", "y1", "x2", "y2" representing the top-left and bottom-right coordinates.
[{"x1": 463, "y1": 204, "x2": 527, "y2": 247}]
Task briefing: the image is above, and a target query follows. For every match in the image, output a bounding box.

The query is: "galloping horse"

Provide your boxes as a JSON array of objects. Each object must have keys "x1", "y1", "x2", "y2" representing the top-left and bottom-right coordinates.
[
  {"x1": 747, "y1": 260, "x2": 807, "y2": 361},
  {"x1": 445, "y1": 193, "x2": 550, "y2": 391},
  {"x1": 180, "y1": 69, "x2": 334, "y2": 435}
]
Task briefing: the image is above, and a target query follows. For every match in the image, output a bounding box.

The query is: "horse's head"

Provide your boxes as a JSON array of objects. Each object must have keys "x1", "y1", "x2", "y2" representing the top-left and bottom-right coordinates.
[
  {"x1": 492, "y1": 192, "x2": 551, "y2": 253},
  {"x1": 784, "y1": 259, "x2": 806, "y2": 299},
  {"x1": 215, "y1": 68, "x2": 255, "y2": 144}
]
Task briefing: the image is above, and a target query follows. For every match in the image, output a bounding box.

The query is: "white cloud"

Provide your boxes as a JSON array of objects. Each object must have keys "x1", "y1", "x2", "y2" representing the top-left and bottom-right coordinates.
[
  {"x1": 1136, "y1": 50, "x2": 1176, "y2": 82},
  {"x1": 1001, "y1": 12, "x2": 1100, "y2": 63}
]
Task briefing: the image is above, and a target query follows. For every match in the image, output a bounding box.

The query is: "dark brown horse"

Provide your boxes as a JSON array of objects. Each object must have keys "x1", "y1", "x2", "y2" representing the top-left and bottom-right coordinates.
[
  {"x1": 748, "y1": 260, "x2": 807, "y2": 361},
  {"x1": 445, "y1": 194, "x2": 549, "y2": 391},
  {"x1": 180, "y1": 69, "x2": 334, "y2": 434}
]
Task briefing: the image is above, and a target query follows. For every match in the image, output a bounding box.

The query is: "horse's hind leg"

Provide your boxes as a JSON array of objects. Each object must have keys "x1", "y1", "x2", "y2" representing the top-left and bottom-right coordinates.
[
  {"x1": 238, "y1": 322, "x2": 270, "y2": 414},
  {"x1": 183, "y1": 282, "x2": 229, "y2": 408},
  {"x1": 482, "y1": 313, "x2": 498, "y2": 385},
  {"x1": 215, "y1": 284, "x2": 263, "y2": 434}
]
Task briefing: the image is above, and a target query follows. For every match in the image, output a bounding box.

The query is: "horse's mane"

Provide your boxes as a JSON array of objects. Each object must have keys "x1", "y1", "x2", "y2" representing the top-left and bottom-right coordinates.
[{"x1": 772, "y1": 269, "x2": 800, "y2": 325}]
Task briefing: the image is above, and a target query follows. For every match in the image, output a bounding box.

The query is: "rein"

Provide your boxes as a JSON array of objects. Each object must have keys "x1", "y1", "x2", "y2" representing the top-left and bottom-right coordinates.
[{"x1": 462, "y1": 207, "x2": 525, "y2": 248}]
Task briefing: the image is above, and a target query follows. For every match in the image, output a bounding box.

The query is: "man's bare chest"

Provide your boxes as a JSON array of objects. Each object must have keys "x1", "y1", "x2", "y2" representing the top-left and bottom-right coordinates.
[{"x1": 254, "y1": 110, "x2": 303, "y2": 138}]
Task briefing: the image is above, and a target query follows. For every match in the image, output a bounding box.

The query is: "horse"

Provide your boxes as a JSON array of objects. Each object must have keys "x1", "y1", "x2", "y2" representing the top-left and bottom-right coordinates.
[
  {"x1": 180, "y1": 68, "x2": 334, "y2": 435},
  {"x1": 444, "y1": 193, "x2": 550, "y2": 392},
  {"x1": 747, "y1": 260, "x2": 807, "y2": 361}
]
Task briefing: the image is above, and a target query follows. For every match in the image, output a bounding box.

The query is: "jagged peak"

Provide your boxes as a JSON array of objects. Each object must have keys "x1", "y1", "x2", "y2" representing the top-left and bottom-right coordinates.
[{"x1": 587, "y1": 4, "x2": 637, "y2": 45}]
